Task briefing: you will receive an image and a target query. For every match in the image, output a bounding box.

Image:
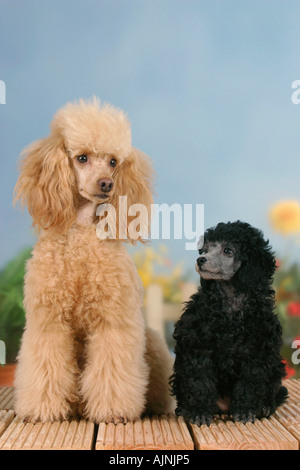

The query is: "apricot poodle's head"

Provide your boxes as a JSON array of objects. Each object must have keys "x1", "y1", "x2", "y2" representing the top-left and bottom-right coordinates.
[{"x1": 14, "y1": 98, "x2": 154, "y2": 242}]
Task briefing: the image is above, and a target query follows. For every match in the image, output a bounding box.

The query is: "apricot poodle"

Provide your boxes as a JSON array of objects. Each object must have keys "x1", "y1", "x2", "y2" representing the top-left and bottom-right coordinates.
[{"x1": 14, "y1": 98, "x2": 174, "y2": 423}]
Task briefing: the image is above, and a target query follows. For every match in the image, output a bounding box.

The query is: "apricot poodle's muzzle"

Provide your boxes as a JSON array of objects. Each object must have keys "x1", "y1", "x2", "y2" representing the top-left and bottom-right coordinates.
[{"x1": 97, "y1": 178, "x2": 114, "y2": 193}]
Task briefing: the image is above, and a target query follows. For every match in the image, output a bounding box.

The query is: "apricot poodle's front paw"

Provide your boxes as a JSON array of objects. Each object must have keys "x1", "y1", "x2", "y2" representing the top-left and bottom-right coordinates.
[
  {"x1": 23, "y1": 416, "x2": 38, "y2": 424},
  {"x1": 83, "y1": 398, "x2": 143, "y2": 424},
  {"x1": 88, "y1": 412, "x2": 131, "y2": 424},
  {"x1": 15, "y1": 397, "x2": 73, "y2": 423},
  {"x1": 19, "y1": 409, "x2": 71, "y2": 423},
  {"x1": 105, "y1": 416, "x2": 128, "y2": 425}
]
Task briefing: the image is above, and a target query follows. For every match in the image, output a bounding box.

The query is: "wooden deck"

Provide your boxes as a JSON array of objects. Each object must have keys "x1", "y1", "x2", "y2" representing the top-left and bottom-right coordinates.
[{"x1": 0, "y1": 379, "x2": 299, "y2": 450}]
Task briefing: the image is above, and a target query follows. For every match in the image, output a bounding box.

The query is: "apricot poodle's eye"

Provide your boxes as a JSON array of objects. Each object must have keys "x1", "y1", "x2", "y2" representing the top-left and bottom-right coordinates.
[
  {"x1": 223, "y1": 247, "x2": 233, "y2": 255},
  {"x1": 110, "y1": 158, "x2": 117, "y2": 167},
  {"x1": 77, "y1": 155, "x2": 88, "y2": 163}
]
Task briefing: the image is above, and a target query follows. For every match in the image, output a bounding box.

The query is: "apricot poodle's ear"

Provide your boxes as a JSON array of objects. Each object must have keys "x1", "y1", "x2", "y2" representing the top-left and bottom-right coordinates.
[
  {"x1": 14, "y1": 136, "x2": 77, "y2": 234},
  {"x1": 110, "y1": 148, "x2": 154, "y2": 243}
]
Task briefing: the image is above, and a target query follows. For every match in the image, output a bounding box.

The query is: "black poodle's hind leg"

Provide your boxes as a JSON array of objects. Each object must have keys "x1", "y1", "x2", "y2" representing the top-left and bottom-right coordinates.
[
  {"x1": 230, "y1": 379, "x2": 289, "y2": 423},
  {"x1": 229, "y1": 379, "x2": 263, "y2": 424},
  {"x1": 258, "y1": 384, "x2": 289, "y2": 419},
  {"x1": 275, "y1": 385, "x2": 289, "y2": 407}
]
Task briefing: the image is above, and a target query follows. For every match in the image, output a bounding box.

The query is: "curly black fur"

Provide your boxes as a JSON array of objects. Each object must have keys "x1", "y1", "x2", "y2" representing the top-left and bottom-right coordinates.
[{"x1": 170, "y1": 221, "x2": 288, "y2": 425}]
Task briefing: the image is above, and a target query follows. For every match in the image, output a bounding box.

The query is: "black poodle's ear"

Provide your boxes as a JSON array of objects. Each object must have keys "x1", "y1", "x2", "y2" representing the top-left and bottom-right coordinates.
[{"x1": 233, "y1": 229, "x2": 276, "y2": 292}]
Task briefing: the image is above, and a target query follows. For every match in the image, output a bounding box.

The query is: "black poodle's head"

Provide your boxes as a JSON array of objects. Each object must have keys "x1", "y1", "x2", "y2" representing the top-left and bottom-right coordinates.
[{"x1": 196, "y1": 221, "x2": 276, "y2": 291}]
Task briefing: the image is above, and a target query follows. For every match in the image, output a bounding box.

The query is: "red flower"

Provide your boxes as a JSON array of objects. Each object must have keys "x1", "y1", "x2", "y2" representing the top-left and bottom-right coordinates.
[
  {"x1": 282, "y1": 359, "x2": 296, "y2": 379},
  {"x1": 287, "y1": 302, "x2": 300, "y2": 317}
]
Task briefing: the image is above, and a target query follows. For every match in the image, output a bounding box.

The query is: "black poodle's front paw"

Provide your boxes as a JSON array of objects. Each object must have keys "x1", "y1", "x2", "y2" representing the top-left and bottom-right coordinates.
[
  {"x1": 260, "y1": 405, "x2": 275, "y2": 418},
  {"x1": 232, "y1": 411, "x2": 256, "y2": 424},
  {"x1": 176, "y1": 403, "x2": 217, "y2": 426},
  {"x1": 189, "y1": 413, "x2": 214, "y2": 426}
]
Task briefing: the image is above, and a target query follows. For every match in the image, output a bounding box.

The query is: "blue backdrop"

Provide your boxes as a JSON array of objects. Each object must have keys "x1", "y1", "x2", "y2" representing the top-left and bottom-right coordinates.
[{"x1": 1, "y1": 0, "x2": 300, "y2": 275}]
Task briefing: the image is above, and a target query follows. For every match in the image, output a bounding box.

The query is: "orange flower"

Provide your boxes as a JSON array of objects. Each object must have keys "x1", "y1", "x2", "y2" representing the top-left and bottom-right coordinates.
[{"x1": 269, "y1": 200, "x2": 300, "y2": 235}]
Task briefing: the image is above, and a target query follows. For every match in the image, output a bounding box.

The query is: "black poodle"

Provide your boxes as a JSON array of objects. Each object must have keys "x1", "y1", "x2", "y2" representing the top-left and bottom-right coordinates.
[{"x1": 170, "y1": 221, "x2": 288, "y2": 425}]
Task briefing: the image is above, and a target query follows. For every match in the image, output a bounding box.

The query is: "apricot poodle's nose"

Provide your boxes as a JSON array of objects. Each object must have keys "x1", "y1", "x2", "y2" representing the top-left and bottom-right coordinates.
[{"x1": 97, "y1": 178, "x2": 114, "y2": 193}]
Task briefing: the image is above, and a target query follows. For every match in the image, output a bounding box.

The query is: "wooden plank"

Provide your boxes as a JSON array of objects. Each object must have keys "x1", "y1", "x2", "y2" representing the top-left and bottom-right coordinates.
[
  {"x1": 0, "y1": 410, "x2": 15, "y2": 437},
  {"x1": 275, "y1": 401, "x2": 300, "y2": 447},
  {"x1": 0, "y1": 417, "x2": 95, "y2": 450},
  {"x1": 95, "y1": 415, "x2": 194, "y2": 450},
  {"x1": 189, "y1": 415, "x2": 298, "y2": 450},
  {"x1": 132, "y1": 420, "x2": 145, "y2": 448},
  {"x1": 189, "y1": 379, "x2": 300, "y2": 450},
  {"x1": 0, "y1": 378, "x2": 298, "y2": 450},
  {"x1": 274, "y1": 379, "x2": 300, "y2": 448},
  {"x1": 0, "y1": 416, "x2": 25, "y2": 449},
  {"x1": 0, "y1": 387, "x2": 14, "y2": 410},
  {"x1": 72, "y1": 420, "x2": 95, "y2": 450},
  {"x1": 284, "y1": 379, "x2": 300, "y2": 404}
]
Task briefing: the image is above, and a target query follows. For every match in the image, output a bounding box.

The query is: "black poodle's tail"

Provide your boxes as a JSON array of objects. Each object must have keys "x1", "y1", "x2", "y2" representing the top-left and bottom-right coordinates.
[{"x1": 275, "y1": 385, "x2": 289, "y2": 407}]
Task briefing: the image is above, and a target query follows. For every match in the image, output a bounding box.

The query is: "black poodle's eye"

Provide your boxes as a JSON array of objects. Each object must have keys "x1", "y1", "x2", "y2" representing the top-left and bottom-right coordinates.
[
  {"x1": 223, "y1": 247, "x2": 233, "y2": 255},
  {"x1": 77, "y1": 155, "x2": 88, "y2": 164},
  {"x1": 110, "y1": 158, "x2": 117, "y2": 167},
  {"x1": 199, "y1": 248, "x2": 207, "y2": 255}
]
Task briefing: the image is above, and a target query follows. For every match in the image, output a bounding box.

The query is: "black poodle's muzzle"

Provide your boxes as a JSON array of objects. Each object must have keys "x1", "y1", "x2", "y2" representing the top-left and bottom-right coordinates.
[{"x1": 197, "y1": 256, "x2": 207, "y2": 267}]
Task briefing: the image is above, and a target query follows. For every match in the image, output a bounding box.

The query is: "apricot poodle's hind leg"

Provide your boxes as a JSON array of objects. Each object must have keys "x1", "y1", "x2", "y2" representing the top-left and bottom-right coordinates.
[
  {"x1": 144, "y1": 328, "x2": 175, "y2": 415},
  {"x1": 14, "y1": 314, "x2": 78, "y2": 423},
  {"x1": 80, "y1": 319, "x2": 149, "y2": 424}
]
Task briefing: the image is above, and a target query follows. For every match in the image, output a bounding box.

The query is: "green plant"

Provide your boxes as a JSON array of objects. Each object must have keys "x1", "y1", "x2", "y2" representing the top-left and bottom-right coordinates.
[
  {"x1": 268, "y1": 200, "x2": 300, "y2": 378},
  {"x1": 0, "y1": 248, "x2": 32, "y2": 363},
  {"x1": 273, "y1": 259, "x2": 300, "y2": 379}
]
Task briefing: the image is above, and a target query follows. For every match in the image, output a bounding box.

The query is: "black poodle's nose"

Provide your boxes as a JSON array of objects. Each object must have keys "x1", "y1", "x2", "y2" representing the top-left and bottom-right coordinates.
[
  {"x1": 97, "y1": 178, "x2": 114, "y2": 193},
  {"x1": 197, "y1": 256, "x2": 207, "y2": 266}
]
